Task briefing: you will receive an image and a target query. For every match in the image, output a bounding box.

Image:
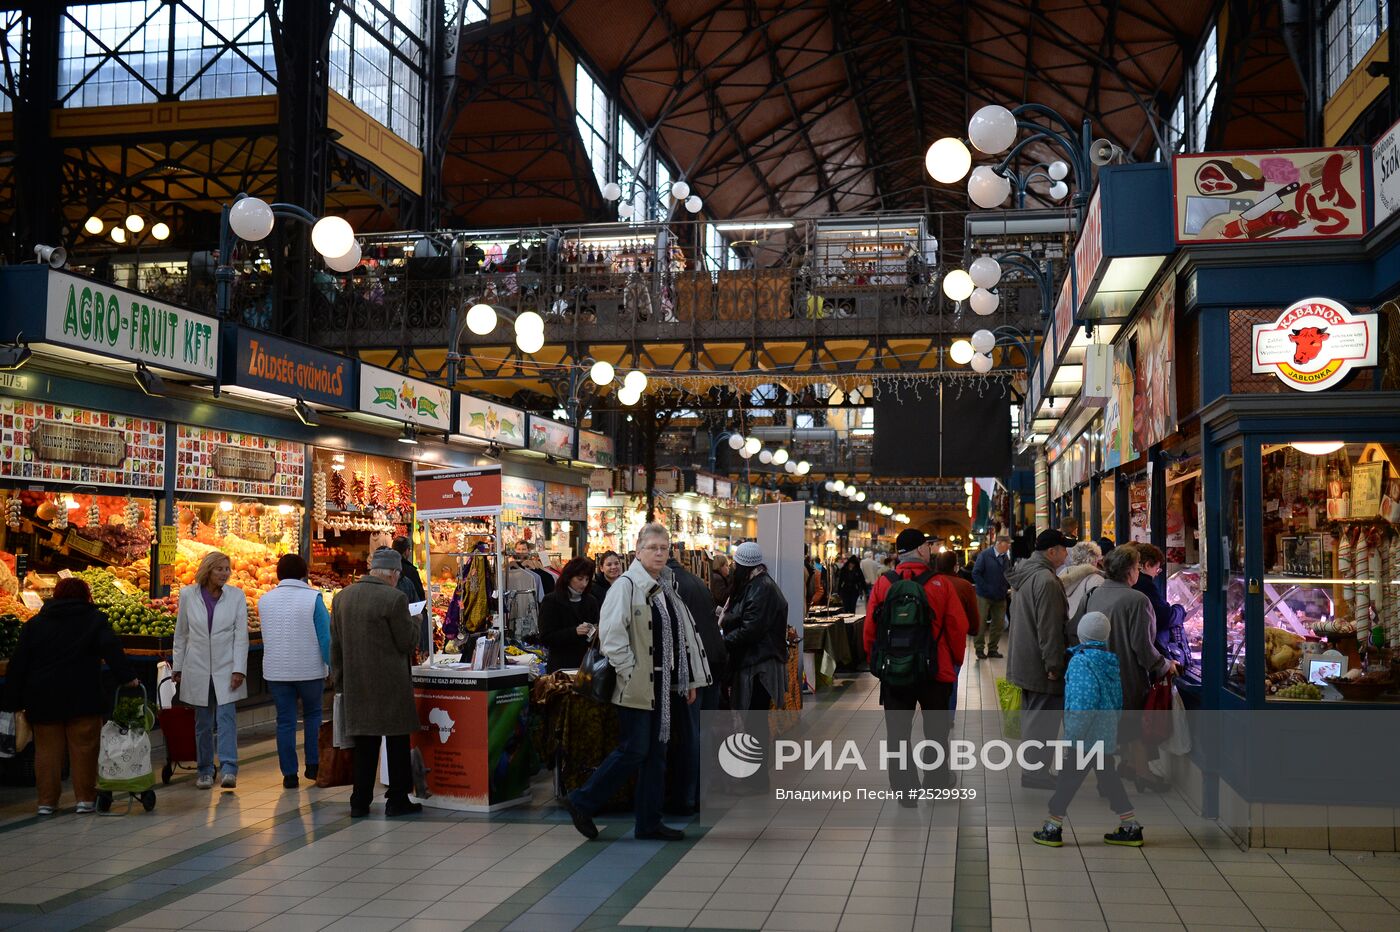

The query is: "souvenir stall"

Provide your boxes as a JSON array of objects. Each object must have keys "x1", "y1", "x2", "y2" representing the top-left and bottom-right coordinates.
[{"x1": 409, "y1": 465, "x2": 532, "y2": 812}]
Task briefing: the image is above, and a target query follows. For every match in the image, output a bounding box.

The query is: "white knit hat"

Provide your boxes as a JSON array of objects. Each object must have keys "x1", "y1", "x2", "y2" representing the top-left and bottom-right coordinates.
[
  {"x1": 733, "y1": 541, "x2": 765, "y2": 567},
  {"x1": 1078, "y1": 611, "x2": 1111, "y2": 644}
]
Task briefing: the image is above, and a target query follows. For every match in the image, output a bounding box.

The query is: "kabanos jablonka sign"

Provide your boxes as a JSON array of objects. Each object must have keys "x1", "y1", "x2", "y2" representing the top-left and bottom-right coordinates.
[{"x1": 1252, "y1": 297, "x2": 1377, "y2": 392}]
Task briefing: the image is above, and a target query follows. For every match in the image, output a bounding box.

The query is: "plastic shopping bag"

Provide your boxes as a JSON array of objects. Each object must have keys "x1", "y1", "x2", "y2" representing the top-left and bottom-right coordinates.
[
  {"x1": 156, "y1": 661, "x2": 177, "y2": 710},
  {"x1": 0, "y1": 711, "x2": 18, "y2": 758},
  {"x1": 995, "y1": 677, "x2": 1022, "y2": 739},
  {"x1": 1161, "y1": 684, "x2": 1191, "y2": 757},
  {"x1": 332, "y1": 693, "x2": 354, "y2": 749}
]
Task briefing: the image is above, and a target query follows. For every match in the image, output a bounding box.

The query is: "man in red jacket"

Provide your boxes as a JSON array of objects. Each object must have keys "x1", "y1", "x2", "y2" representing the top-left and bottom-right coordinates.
[{"x1": 865, "y1": 529, "x2": 970, "y2": 803}]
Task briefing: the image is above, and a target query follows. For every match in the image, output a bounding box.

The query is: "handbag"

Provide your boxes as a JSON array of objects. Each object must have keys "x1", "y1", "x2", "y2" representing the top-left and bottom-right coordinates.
[
  {"x1": 574, "y1": 634, "x2": 616, "y2": 704},
  {"x1": 314, "y1": 720, "x2": 354, "y2": 788},
  {"x1": 1140, "y1": 676, "x2": 1174, "y2": 748},
  {"x1": 1155, "y1": 604, "x2": 1191, "y2": 669}
]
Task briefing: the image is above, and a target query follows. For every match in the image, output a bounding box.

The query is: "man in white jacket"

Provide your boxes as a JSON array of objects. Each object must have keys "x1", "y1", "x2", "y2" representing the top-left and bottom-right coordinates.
[{"x1": 257, "y1": 554, "x2": 332, "y2": 789}]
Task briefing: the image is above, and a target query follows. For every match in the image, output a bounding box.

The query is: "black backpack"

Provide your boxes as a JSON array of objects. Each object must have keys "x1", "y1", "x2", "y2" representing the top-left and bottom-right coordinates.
[{"x1": 871, "y1": 570, "x2": 941, "y2": 687}]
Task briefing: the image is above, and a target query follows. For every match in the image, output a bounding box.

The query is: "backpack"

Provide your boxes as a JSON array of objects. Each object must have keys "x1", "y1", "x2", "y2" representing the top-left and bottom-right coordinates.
[{"x1": 871, "y1": 570, "x2": 940, "y2": 687}]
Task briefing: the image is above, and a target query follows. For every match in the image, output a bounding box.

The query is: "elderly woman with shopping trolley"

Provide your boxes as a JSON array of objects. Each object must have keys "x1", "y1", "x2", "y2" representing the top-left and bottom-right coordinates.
[{"x1": 172, "y1": 550, "x2": 249, "y2": 790}]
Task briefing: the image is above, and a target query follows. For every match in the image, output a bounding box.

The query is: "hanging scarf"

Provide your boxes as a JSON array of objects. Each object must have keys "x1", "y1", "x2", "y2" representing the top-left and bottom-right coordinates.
[{"x1": 651, "y1": 585, "x2": 690, "y2": 739}]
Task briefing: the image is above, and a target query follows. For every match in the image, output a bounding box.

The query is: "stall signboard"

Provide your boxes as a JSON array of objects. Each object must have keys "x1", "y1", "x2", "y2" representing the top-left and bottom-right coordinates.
[
  {"x1": 1374, "y1": 117, "x2": 1400, "y2": 229},
  {"x1": 1173, "y1": 148, "x2": 1367, "y2": 243},
  {"x1": 359, "y1": 365, "x2": 451, "y2": 430},
  {"x1": 696, "y1": 474, "x2": 715, "y2": 497},
  {"x1": 175, "y1": 426, "x2": 305, "y2": 499},
  {"x1": 715, "y1": 478, "x2": 733, "y2": 500},
  {"x1": 545, "y1": 482, "x2": 587, "y2": 521},
  {"x1": 577, "y1": 429, "x2": 614, "y2": 467},
  {"x1": 1132, "y1": 275, "x2": 1177, "y2": 451},
  {"x1": 527, "y1": 416, "x2": 575, "y2": 459},
  {"x1": 0, "y1": 399, "x2": 164, "y2": 488},
  {"x1": 456, "y1": 394, "x2": 526, "y2": 448},
  {"x1": 501, "y1": 475, "x2": 545, "y2": 517},
  {"x1": 1073, "y1": 186, "x2": 1104, "y2": 308},
  {"x1": 415, "y1": 466, "x2": 503, "y2": 518},
  {"x1": 39, "y1": 270, "x2": 220, "y2": 378},
  {"x1": 228, "y1": 328, "x2": 355, "y2": 409},
  {"x1": 1251, "y1": 297, "x2": 1377, "y2": 392}
]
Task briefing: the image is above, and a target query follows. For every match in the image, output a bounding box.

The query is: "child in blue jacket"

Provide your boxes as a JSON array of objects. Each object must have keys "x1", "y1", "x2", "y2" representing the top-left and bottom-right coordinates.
[{"x1": 1033, "y1": 612, "x2": 1144, "y2": 848}]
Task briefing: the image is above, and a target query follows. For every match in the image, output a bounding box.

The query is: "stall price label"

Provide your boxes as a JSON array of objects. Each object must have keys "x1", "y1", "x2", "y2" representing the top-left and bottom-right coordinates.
[
  {"x1": 158, "y1": 526, "x2": 177, "y2": 565},
  {"x1": 159, "y1": 565, "x2": 175, "y2": 587}
]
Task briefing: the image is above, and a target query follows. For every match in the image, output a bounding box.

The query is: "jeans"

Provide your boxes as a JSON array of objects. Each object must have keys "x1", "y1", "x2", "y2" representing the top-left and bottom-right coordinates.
[
  {"x1": 1049, "y1": 754, "x2": 1133, "y2": 818},
  {"x1": 975, "y1": 597, "x2": 1007, "y2": 653},
  {"x1": 351, "y1": 734, "x2": 412, "y2": 811},
  {"x1": 882, "y1": 680, "x2": 955, "y2": 793},
  {"x1": 195, "y1": 683, "x2": 239, "y2": 777},
  {"x1": 570, "y1": 704, "x2": 668, "y2": 835},
  {"x1": 33, "y1": 715, "x2": 101, "y2": 808},
  {"x1": 268, "y1": 679, "x2": 324, "y2": 777}
]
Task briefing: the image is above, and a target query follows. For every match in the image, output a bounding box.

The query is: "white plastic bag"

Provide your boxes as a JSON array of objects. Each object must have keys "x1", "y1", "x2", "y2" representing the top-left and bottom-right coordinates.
[
  {"x1": 0, "y1": 711, "x2": 18, "y2": 759},
  {"x1": 1161, "y1": 685, "x2": 1191, "y2": 756},
  {"x1": 98, "y1": 720, "x2": 154, "y2": 791},
  {"x1": 156, "y1": 661, "x2": 177, "y2": 710},
  {"x1": 332, "y1": 693, "x2": 353, "y2": 749}
]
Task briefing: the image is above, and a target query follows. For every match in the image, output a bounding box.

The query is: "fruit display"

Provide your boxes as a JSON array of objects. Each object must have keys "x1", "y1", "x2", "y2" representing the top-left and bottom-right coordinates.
[
  {"x1": 1277, "y1": 683, "x2": 1323, "y2": 700},
  {"x1": 0, "y1": 614, "x2": 22, "y2": 660},
  {"x1": 0, "y1": 593, "x2": 34, "y2": 621},
  {"x1": 76, "y1": 568, "x2": 176, "y2": 638}
]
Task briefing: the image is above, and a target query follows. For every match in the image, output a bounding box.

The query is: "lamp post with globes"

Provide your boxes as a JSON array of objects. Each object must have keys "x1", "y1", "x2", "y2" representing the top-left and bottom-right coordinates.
[
  {"x1": 601, "y1": 178, "x2": 703, "y2": 221},
  {"x1": 947, "y1": 325, "x2": 1037, "y2": 376},
  {"x1": 217, "y1": 192, "x2": 360, "y2": 322}
]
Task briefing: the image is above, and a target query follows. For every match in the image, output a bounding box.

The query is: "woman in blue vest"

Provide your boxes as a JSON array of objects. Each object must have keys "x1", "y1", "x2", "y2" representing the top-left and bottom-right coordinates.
[{"x1": 257, "y1": 554, "x2": 332, "y2": 789}]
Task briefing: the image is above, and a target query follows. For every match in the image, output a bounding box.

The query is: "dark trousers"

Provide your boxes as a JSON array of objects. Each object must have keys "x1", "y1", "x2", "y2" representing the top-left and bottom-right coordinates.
[
  {"x1": 1020, "y1": 689, "x2": 1065, "y2": 776},
  {"x1": 351, "y1": 734, "x2": 412, "y2": 811},
  {"x1": 675, "y1": 683, "x2": 722, "y2": 811},
  {"x1": 570, "y1": 704, "x2": 669, "y2": 835},
  {"x1": 1049, "y1": 753, "x2": 1133, "y2": 818},
  {"x1": 841, "y1": 594, "x2": 859, "y2": 613},
  {"x1": 882, "y1": 680, "x2": 955, "y2": 793}
]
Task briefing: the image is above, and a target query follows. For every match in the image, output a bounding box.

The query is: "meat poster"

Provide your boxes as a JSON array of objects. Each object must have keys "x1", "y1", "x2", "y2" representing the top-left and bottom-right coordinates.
[
  {"x1": 1132, "y1": 275, "x2": 1176, "y2": 452},
  {"x1": 1174, "y1": 148, "x2": 1366, "y2": 243}
]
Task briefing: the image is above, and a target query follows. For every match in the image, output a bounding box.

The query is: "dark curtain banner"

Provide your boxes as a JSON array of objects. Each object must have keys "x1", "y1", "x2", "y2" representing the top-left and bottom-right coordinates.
[{"x1": 872, "y1": 382, "x2": 1012, "y2": 477}]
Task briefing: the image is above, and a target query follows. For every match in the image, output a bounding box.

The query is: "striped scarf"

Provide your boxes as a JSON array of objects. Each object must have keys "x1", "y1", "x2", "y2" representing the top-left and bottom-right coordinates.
[{"x1": 651, "y1": 586, "x2": 690, "y2": 738}]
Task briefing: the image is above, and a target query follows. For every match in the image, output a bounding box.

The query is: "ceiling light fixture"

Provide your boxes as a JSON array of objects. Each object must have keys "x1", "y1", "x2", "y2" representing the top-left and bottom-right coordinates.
[
  {"x1": 0, "y1": 334, "x2": 32, "y2": 371},
  {"x1": 294, "y1": 397, "x2": 319, "y2": 427},
  {"x1": 397, "y1": 424, "x2": 419, "y2": 445},
  {"x1": 133, "y1": 361, "x2": 165, "y2": 396}
]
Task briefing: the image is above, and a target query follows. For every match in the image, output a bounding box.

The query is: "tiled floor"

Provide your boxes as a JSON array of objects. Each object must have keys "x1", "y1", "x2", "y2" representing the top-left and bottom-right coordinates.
[{"x1": 2, "y1": 657, "x2": 1400, "y2": 931}]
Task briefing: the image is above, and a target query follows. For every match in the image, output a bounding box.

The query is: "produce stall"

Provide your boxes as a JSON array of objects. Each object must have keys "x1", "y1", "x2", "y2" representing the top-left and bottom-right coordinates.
[{"x1": 308, "y1": 447, "x2": 414, "y2": 596}]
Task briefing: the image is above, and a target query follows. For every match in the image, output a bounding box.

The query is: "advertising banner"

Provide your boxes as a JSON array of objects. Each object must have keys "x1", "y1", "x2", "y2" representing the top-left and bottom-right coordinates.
[
  {"x1": 544, "y1": 482, "x2": 586, "y2": 521},
  {"x1": 415, "y1": 466, "x2": 503, "y2": 517},
  {"x1": 527, "y1": 416, "x2": 575, "y2": 459},
  {"x1": 44, "y1": 269, "x2": 219, "y2": 377},
  {"x1": 1132, "y1": 275, "x2": 1177, "y2": 451},
  {"x1": 228, "y1": 328, "x2": 355, "y2": 409},
  {"x1": 1102, "y1": 336, "x2": 1137, "y2": 470},
  {"x1": 359, "y1": 365, "x2": 451, "y2": 430},
  {"x1": 0, "y1": 399, "x2": 164, "y2": 488},
  {"x1": 501, "y1": 475, "x2": 545, "y2": 517},
  {"x1": 577, "y1": 429, "x2": 614, "y2": 467},
  {"x1": 1174, "y1": 148, "x2": 1367, "y2": 243},
  {"x1": 1251, "y1": 297, "x2": 1377, "y2": 392},
  {"x1": 175, "y1": 425, "x2": 305, "y2": 499},
  {"x1": 1372, "y1": 116, "x2": 1400, "y2": 230},
  {"x1": 456, "y1": 394, "x2": 526, "y2": 448}
]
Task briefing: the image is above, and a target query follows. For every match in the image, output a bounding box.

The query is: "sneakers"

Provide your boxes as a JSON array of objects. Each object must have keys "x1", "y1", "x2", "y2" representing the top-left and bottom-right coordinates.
[
  {"x1": 1104, "y1": 823, "x2": 1145, "y2": 847},
  {"x1": 75, "y1": 801, "x2": 96, "y2": 815},
  {"x1": 36, "y1": 805, "x2": 55, "y2": 816},
  {"x1": 283, "y1": 775, "x2": 299, "y2": 789},
  {"x1": 220, "y1": 772, "x2": 237, "y2": 789},
  {"x1": 561, "y1": 797, "x2": 599, "y2": 840},
  {"x1": 195, "y1": 774, "x2": 215, "y2": 790},
  {"x1": 1033, "y1": 821, "x2": 1063, "y2": 847}
]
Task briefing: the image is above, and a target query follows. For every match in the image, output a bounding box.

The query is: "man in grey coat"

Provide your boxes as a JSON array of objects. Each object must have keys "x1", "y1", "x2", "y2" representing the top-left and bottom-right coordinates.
[
  {"x1": 1005, "y1": 528, "x2": 1073, "y2": 790},
  {"x1": 332, "y1": 548, "x2": 422, "y2": 818}
]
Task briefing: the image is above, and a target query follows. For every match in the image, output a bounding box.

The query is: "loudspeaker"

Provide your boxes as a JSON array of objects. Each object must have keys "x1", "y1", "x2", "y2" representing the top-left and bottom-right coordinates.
[{"x1": 1081, "y1": 344, "x2": 1112, "y2": 407}]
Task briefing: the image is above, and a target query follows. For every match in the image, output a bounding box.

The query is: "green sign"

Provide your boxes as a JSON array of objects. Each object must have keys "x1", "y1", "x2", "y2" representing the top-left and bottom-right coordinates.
[{"x1": 44, "y1": 270, "x2": 219, "y2": 377}]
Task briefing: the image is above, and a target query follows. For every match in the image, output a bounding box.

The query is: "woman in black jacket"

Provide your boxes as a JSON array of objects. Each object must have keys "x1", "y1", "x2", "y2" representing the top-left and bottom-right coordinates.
[
  {"x1": 3, "y1": 577, "x2": 136, "y2": 815},
  {"x1": 722, "y1": 542, "x2": 790, "y2": 712},
  {"x1": 589, "y1": 551, "x2": 622, "y2": 605},
  {"x1": 836, "y1": 555, "x2": 866, "y2": 613},
  {"x1": 537, "y1": 557, "x2": 600, "y2": 672}
]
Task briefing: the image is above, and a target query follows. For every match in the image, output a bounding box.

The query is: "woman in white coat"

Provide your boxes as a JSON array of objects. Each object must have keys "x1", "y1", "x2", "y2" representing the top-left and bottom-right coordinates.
[{"x1": 173, "y1": 551, "x2": 249, "y2": 789}]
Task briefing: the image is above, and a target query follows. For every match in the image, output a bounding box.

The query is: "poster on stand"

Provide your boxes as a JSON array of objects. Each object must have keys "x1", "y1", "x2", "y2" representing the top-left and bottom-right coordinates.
[
  {"x1": 0, "y1": 399, "x2": 164, "y2": 489},
  {"x1": 175, "y1": 426, "x2": 304, "y2": 499},
  {"x1": 1173, "y1": 148, "x2": 1367, "y2": 243}
]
